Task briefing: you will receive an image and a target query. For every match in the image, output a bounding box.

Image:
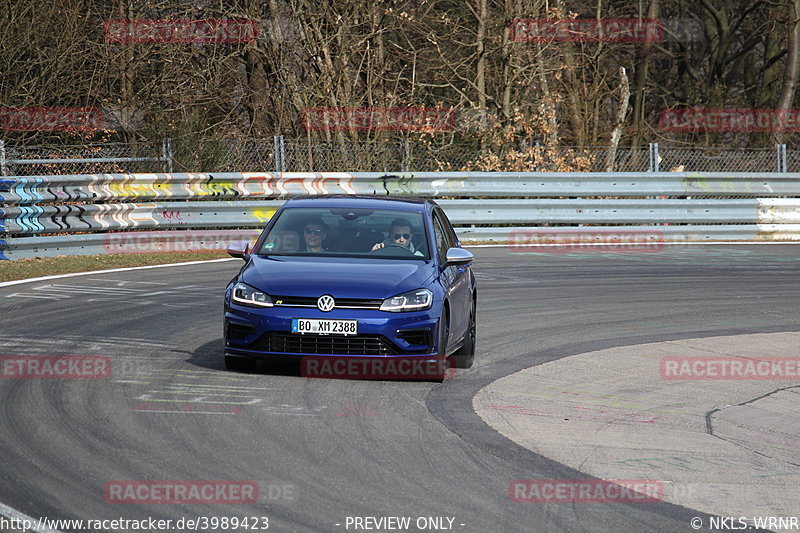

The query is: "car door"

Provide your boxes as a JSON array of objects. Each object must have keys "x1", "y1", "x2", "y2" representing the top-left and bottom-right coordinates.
[{"x1": 433, "y1": 208, "x2": 470, "y2": 346}]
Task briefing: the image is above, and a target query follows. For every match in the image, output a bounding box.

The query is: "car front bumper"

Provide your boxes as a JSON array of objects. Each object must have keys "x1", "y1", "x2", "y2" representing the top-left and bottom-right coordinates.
[{"x1": 224, "y1": 303, "x2": 442, "y2": 359}]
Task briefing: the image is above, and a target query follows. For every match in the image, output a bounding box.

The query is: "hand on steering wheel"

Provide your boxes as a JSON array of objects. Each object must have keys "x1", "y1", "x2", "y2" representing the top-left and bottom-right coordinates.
[{"x1": 371, "y1": 242, "x2": 414, "y2": 255}]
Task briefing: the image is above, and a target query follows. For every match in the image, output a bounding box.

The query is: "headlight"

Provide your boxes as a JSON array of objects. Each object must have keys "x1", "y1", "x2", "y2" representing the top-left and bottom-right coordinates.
[
  {"x1": 380, "y1": 288, "x2": 433, "y2": 312},
  {"x1": 232, "y1": 282, "x2": 273, "y2": 307}
]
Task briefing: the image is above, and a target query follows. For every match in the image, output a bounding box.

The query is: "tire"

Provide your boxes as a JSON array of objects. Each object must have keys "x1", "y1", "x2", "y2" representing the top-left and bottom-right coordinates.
[
  {"x1": 453, "y1": 299, "x2": 475, "y2": 369},
  {"x1": 432, "y1": 313, "x2": 450, "y2": 382},
  {"x1": 225, "y1": 355, "x2": 256, "y2": 372}
]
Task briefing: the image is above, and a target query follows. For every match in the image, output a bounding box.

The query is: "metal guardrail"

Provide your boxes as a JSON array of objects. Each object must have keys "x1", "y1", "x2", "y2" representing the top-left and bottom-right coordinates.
[
  {"x1": 460, "y1": 224, "x2": 800, "y2": 243},
  {"x1": 2, "y1": 171, "x2": 799, "y2": 260},
  {"x1": 4, "y1": 199, "x2": 799, "y2": 236},
  {"x1": 3, "y1": 172, "x2": 800, "y2": 205},
  {"x1": 1, "y1": 230, "x2": 262, "y2": 261},
  {"x1": 5, "y1": 225, "x2": 800, "y2": 261}
]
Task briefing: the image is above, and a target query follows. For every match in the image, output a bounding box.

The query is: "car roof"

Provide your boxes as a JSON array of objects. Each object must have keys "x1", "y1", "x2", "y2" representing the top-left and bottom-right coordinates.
[{"x1": 283, "y1": 195, "x2": 434, "y2": 212}]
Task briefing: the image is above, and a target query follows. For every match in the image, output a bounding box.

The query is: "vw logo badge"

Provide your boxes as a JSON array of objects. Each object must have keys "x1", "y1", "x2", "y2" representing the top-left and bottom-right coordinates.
[{"x1": 317, "y1": 295, "x2": 335, "y2": 312}]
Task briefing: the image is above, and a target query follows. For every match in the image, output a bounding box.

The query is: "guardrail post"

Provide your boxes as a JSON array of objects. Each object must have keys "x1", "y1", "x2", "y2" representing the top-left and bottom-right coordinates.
[
  {"x1": 777, "y1": 143, "x2": 788, "y2": 172},
  {"x1": 162, "y1": 138, "x2": 174, "y2": 173},
  {"x1": 0, "y1": 140, "x2": 7, "y2": 176},
  {"x1": 649, "y1": 143, "x2": 660, "y2": 172}
]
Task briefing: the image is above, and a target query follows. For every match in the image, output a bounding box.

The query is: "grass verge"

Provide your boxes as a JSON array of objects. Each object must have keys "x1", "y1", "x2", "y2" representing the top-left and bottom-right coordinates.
[{"x1": 0, "y1": 251, "x2": 230, "y2": 282}]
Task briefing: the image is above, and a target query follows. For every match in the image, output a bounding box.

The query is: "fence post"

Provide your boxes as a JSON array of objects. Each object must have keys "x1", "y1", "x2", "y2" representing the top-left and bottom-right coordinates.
[
  {"x1": 0, "y1": 140, "x2": 7, "y2": 176},
  {"x1": 280, "y1": 135, "x2": 286, "y2": 172},
  {"x1": 777, "y1": 143, "x2": 787, "y2": 172},
  {"x1": 162, "y1": 138, "x2": 174, "y2": 173},
  {"x1": 274, "y1": 135, "x2": 286, "y2": 172},
  {"x1": 648, "y1": 142, "x2": 660, "y2": 172}
]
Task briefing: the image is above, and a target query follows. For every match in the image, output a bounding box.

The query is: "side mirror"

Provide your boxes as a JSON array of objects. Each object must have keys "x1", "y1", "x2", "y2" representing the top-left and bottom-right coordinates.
[
  {"x1": 226, "y1": 244, "x2": 250, "y2": 260},
  {"x1": 445, "y1": 247, "x2": 473, "y2": 266}
]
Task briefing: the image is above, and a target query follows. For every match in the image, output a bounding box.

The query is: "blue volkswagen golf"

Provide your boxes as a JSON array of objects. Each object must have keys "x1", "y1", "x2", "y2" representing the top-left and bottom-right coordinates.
[{"x1": 223, "y1": 195, "x2": 476, "y2": 379}]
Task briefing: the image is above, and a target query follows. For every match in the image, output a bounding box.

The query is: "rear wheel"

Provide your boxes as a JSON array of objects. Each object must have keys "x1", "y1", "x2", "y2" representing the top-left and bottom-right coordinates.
[
  {"x1": 225, "y1": 355, "x2": 256, "y2": 372},
  {"x1": 453, "y1": 298, "x2": 475, "y2": 369}
]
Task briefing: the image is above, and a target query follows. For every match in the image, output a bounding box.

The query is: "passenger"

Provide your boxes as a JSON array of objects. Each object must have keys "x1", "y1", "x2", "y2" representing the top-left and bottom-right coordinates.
[
  {"x1": 372, "y1": 218, "x2": 423, "y2": 256},
  {"x1": 302, "y1": 219, "x2": 330, "y2": 252}
]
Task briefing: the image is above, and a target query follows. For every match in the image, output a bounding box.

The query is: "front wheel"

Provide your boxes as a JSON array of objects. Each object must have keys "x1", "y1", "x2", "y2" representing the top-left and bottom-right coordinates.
[
  {"x1": 453, "y1": 301, "x2": 475, "y2": 369},
  {"x1": 431, "y1": 314, "x2": 451, "y2": 382}
]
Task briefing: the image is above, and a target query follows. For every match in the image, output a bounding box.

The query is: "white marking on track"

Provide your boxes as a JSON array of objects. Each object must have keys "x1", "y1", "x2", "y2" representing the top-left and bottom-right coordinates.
[
  {"x1": 4, "y1": 293, "x2": 68, "y2": 300},
  {"x1": 133, "y1": 408, "x2": 237, "y2": 415},
  {"x1": 87, "y1": 279, "x2": 167, "y2": 286},
  {"x1": 162, "y1": 383, "x2": 276, "y2": 391},
  {"x1": 261, "y1": 405, "x2": 327, "y2": 416}
]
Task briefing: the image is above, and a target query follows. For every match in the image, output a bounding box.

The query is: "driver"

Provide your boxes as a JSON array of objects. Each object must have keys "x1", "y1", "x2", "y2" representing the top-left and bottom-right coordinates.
[{"x1": 372, "y1": 218, "x2": 423, "y2": 256}]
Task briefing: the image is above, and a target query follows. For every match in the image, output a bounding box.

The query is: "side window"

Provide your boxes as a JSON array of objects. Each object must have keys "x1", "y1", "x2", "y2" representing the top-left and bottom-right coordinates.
[
  {"x1": 432, "y1": 216, "x2": 447, "y2": 261},
  {"x1": 432, "y1": 211, "x2": 453, "y2": 261},
  {"x1": 438, "y1": 209, "x2": 459, "y2": 246}
]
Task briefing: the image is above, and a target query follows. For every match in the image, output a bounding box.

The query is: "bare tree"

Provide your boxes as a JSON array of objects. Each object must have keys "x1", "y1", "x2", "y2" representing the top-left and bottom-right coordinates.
[
  {"x1": 777, "y1": 0, "x2": 800, "y2": 144},
  {"x1": 605, "y1": 66, "x2": 629, "y2": 172}
]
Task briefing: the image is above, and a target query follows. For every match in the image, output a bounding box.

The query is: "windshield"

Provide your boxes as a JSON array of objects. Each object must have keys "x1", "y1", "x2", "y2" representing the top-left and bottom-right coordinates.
[{"x1": 255, "y1": 207, "x2": 430, "y2": 260}]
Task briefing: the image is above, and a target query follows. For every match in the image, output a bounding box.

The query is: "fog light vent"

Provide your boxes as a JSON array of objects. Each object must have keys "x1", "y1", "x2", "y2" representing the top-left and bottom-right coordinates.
[
  {"x1": 397, "y1": 329, "x2": 432, "y2": 347},
  {"x1": 226, "y1": 322, "x2": 254, "y2": 342}
]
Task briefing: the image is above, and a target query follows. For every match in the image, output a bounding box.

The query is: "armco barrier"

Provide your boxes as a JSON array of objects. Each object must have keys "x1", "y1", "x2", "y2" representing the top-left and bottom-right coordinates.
[
  {"x1": 2, "y1": 172, "x2": 800, "y2": 205},
  {"x1": 1, "y1": 171, "x2": 799, "y2": 259},
  {"x1": 4, "y1": 199, "x2": 799, "y2": 236}
]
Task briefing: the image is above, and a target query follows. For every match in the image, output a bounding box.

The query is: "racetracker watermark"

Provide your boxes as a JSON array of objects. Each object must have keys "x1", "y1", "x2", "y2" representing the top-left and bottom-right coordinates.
[
  {"x1": 0, "y1": 107, "x2": 102, "y2": 131},
  {"x1": 0, "y1": 356, "x2": 111, "y2": 379},
  {"x1": 103, "y1": 19, "x2": 259, "y2": 44},
  {"x1": 104, "y1": 481, "x2": 258, "y2": 504},
  {"x1": 509, "y1": 479, "x2": 664, "y2": 503},
  {"x1": 103, "y1": 231, "x2": 257, "y2": 254},
  {"x1": 301, "y1": 356, "x2": 456, "y2": 380},
  {"x1": 661, "y1": 356, "x2": 800, "y2": 380},
  {"x1": 508, "y1": 230, "x2": 665, "y2": 253},
  {"x1": 509, "y1": 18, "x2": 664, "y2": 42},
  {"x1": 660, "y1": 108, "x2": 800, "y2": 132},
  {"x1": 300, "y1": 107, "x2": 456, "y2": 132}
]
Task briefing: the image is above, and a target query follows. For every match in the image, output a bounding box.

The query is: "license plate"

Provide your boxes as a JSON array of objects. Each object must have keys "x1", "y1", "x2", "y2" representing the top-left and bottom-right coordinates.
[{"x1": 292, "y1": 318, "x2": 358, "y2": 336}]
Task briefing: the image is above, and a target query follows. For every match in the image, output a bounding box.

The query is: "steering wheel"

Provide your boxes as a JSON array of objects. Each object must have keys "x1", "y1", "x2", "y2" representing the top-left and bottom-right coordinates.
[{"x1": 372, "y1": 243, "x2": 414, "y2": 256}]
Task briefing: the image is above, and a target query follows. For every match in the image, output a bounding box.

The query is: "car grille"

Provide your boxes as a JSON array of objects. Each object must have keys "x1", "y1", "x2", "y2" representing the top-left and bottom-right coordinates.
[
  {"x1": 271, "y1": 295, "x2": 383, "y2": 309},
  {"x1": 255, "y1": 332, "x2": 398, "y2": 356}
]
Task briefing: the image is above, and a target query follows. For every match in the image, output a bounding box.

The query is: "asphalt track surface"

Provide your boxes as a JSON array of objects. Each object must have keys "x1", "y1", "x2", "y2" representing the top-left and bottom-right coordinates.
[{"x1": 0, "y1": 245, "x2": 798, "y2": 533}]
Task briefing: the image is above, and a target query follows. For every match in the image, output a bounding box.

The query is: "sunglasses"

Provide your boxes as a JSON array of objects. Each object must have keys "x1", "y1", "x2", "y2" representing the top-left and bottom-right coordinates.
[
  {"x1": 392, "y1": 233, "x2": 411, "y2": 240},
  {"x1": 304, "y1": 228, "x2": 324, "y2": 236}
]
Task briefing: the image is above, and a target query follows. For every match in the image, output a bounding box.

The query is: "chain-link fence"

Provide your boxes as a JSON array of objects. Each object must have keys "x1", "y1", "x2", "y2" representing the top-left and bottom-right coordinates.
[
  {"x1": 656, "y1": 146, "x2": 781, "y2": 173},
  {"x1": 181, "y1": 140, "x2": 800, "y2": 173},
  {"x1": 282, "y1": 139, "x2": 406, "y2": 172},
  {"x1": 0, "y1": 140, "x2": 171, "y2": 176},
  {"x1": 1, "y1": 137, "x2": 798, "y2": 174},
  {"x1": 545, "y1": 146, "x2": 788, "y2": 173},
  {"x1": 216, "y1": 140, "x2": 276, "y2": 172}
]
